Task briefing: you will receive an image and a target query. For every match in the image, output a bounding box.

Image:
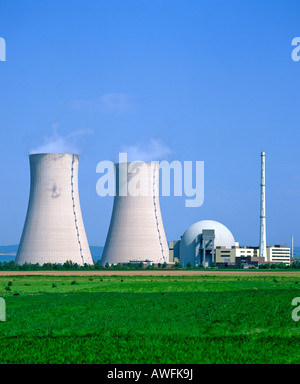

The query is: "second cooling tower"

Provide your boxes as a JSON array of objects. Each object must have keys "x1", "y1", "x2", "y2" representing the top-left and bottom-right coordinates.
[
  {"x1": 100, "y1": 162, "x2": 168, "y2": 266},
  {"x1": 16, "y1": 153, "x2": 93, "y2": 266}
]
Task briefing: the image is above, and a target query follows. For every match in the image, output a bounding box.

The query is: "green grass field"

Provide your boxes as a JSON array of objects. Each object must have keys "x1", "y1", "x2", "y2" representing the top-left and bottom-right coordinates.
[{"x1": 0, "y1": 272, "x2": 300, "y2": 364}]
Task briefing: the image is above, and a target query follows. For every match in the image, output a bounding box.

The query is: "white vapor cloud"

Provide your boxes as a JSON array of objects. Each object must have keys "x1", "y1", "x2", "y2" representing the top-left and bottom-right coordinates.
[
  {"x1": 30, "y1": 125, "x2": 93, "y2": 155},
  {"x1": 121, "y1": 138, "x2": 172, "y2": 163}
]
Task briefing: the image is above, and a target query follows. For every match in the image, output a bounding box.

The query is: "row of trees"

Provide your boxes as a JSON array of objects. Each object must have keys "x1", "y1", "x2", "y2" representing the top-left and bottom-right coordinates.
[
  {"x1": 0, "y1": 260, "x2": 299, "y2": 271},
  {"x1": 258, "y1": 262, "x2": 299, "y2": 269},
  {"x1": 0, "y1": 260, "x2": 182, "y2": 271}
]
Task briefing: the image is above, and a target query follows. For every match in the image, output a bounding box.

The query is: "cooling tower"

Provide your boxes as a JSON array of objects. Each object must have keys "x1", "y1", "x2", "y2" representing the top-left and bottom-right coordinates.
[
  {"x1": 16, "y1": 153, "x2": 93, "y2": 265},
  {"x1": 100, "y1": 161, "x2": 168, "y2": 266}
]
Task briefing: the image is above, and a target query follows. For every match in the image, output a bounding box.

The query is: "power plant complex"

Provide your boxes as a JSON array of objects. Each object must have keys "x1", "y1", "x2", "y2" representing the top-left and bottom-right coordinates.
[
  {"x1": 15, "y1": 152, "x2": 292, "y2": 268},
  {"x1": 170, "y1": 152, "x2": 291, "y2": 268}
]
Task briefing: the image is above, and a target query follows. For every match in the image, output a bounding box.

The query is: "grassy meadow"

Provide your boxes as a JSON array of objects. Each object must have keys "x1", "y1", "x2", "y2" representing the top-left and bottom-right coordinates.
[{"x1": 0, "y1": 272, "x2": 300, "y2": 364}]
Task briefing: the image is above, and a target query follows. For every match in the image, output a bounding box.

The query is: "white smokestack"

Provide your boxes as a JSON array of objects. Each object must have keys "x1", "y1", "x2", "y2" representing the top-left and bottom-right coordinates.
[
  {"x1": 259, "y1": 151, "x2": 267, "y2": 259},
  {"x1": 16, "y1": 153, "x2": 93, "y2": 265},
  {"x1": 100, "y1": 162, "x2": 168, "y2": 266}
]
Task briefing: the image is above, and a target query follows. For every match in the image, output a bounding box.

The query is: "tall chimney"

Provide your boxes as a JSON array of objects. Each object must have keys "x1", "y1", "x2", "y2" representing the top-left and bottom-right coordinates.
[{"x1": 259, "y1": 151, "x2": 267, "y2": 259}]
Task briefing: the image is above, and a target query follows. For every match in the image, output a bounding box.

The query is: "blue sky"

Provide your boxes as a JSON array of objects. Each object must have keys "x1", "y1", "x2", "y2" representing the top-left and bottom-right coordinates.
[{"x1": 0, "y1": 0, "x2": 299, "y2": 247}]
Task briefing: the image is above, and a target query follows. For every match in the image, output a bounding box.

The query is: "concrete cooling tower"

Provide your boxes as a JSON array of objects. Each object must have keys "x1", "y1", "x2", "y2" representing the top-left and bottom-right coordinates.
[
  {"x1": 100, "y1": 161, "x2": 168, "y2": 266},
  {"x1": 16, "y1": 153, "x2": 93, "y2": 266}
]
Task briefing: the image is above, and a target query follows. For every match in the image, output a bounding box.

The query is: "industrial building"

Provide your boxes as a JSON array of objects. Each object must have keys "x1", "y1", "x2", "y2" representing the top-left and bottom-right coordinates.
[
  {"x1": 178, "y1": 220, "x2": 236, "y2": 267},
  {"x1": 169, "y1": 233, "x2": 291, "y2": 268},
  {"x1": 215, "y1": 245, "x2": 291, "y2": 267},
  {"x1": 266, "y1": 245, "x2": 291, "y2": 265},
  {"x1": 168, "y1": 152, "x2": 291, "y2": 268},
  {"x1": 215, "y1": 246, "x2": 262, "y2": 267},
  {"x1": 16, "y1": 153, "x2": 93, "y2": 266},
  {"x1": 169, "y1": 240, "x2": 180, "y2": 263},
  {"x1": 100, "y1": 161, "x2": 169, "y2": 266}
]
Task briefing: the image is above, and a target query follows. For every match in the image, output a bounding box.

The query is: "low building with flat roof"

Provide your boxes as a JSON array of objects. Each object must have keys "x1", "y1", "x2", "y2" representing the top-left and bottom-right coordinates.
[
  {"x1": 216, "y1": 246, "x2": 262, "y2": 267},
  {"x1": 266, "y1": 245, "x2": 291, "y2": 265},
  {"x1": 216, "y1": 244, "x2": 291, "y2": 267}
]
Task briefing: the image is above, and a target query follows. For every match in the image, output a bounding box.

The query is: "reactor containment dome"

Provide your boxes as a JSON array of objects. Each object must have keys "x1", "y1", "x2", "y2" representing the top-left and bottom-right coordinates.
[
  {"x1": 16, "y1": 153, "x2": 93, "y2": 266},
  {"x1": 179, "y1": 220, "x2": 235, "y2": 267}
]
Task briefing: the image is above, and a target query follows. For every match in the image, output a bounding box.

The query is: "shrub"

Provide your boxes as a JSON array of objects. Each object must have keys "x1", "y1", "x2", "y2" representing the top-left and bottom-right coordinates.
[
  {"x1": 42, "y1": 263, "x2": 54, "y2": 270},
  {"x1": 146, "y1": 263, "x2": 155, "y2": 270},
  {"x1": 63, "y1": 260, "x2": 74, "y2": 269},
  {"x1": 173, "y1": 262, "x2": 181, "y2": 269}
]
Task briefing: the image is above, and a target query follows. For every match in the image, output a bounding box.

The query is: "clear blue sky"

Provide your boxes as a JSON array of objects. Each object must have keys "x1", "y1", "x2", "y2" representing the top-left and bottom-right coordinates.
[{"x1": 0, "y1": 0, "x2": 299, "y2": 247}]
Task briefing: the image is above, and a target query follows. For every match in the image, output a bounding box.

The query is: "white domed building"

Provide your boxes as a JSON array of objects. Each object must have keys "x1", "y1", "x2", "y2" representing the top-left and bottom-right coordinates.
[{"x1": 179, "y1": 220, "x2": 236, "y2": 267}]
